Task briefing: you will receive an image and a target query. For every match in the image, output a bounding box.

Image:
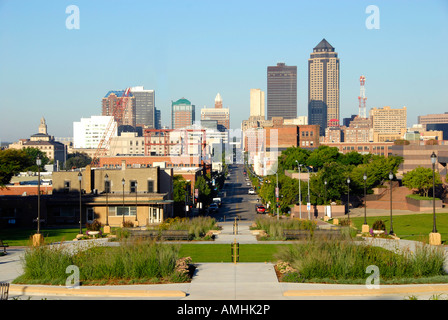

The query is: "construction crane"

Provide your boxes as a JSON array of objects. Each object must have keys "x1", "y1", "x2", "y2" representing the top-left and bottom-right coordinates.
[
  {"x1": 91, "y1": 87, "x2": 132, "y2": 167},
  {"x1": 358, "y1": 75, "x2": 367, "y2": 119}
]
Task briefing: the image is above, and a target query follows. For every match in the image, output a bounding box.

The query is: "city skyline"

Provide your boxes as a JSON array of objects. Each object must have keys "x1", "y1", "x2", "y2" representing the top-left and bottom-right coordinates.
[{"x1": 1, "y1": 0, "x2": 447, "y2": 142}]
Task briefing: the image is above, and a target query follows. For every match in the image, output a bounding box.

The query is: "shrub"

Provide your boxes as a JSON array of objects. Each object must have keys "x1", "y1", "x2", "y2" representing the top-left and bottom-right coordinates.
[
  {"x1": 372, "y1": 220, "x2": 386, "y2": 231},
  {"x1": 86, "y1": 219, "x2": 102, "y2": 231}
]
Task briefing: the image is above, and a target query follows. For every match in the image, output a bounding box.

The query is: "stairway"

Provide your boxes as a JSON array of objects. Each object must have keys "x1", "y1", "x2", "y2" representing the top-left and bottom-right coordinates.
[{"x1": 365, "y1": 186, "x2": 412, "y2": 210}]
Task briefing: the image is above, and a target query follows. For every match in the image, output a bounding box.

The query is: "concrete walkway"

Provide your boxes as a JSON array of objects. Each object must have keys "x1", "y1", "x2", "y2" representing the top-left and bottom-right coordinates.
[{"x1": 2, "y1": 222, "x2": 448, "y2": 300}]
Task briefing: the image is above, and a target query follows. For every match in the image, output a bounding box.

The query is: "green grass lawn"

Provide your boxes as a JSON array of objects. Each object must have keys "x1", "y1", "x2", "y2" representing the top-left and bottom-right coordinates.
[
  {"x1": 178, "y1": 244, "x2": 291, "y2": 263},
  {"x1": 0, "y1": 227, "x2": 81, "y2": 246},
  {"x1": 350, "y1": 212, "x2": 448, "y2": 243}
]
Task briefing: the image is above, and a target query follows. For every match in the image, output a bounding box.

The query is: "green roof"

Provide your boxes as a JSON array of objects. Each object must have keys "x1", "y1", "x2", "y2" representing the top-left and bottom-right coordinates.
[{"x1": 172, "y1": 98, "x2": 191, "y2": 105}]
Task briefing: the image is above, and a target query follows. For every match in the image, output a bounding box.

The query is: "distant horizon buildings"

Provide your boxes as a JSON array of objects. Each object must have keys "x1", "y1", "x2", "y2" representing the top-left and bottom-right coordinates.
[
  {"x1": 267, "y1": 62, "x2": 297, "y2": 120},
  {"x1": 308, "y1": 39, "x2": 340, "y2": 136},
  {"x1": 171, "y1": 98, "x2": 195, "y2": 130},
  {"x1": 130, "y1": 86, "x2": 156, "y2": 129},
  {"x1": 101, "y1": 90, "x2": 136, "y2": 127},
  {"x1": 73, "y1": 115, "x2": 117, "y2": 149},
  {"x1": 249, "y1": 88, "x2": 265, "y2": 119},
  {"x1": 200, "y1": 93, "x2": 230, "y2": 130}
]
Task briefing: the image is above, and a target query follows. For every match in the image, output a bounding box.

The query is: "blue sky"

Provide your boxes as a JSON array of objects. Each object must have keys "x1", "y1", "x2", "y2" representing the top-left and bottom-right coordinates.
[{"x1": 0, "y1": 0, "x2": 447, "y2": 142}]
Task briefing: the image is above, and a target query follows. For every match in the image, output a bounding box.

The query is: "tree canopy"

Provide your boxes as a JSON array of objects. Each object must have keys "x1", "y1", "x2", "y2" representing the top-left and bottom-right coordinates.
[{"x1": 402, "y1": 166, "x2": 442, "y2": 197}]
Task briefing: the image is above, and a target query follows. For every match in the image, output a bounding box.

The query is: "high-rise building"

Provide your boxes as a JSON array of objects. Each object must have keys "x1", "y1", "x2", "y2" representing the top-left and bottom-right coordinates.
[
  {"x1": 130, "y1": 86, "x2": 156, "y2": 128},
  {"x1": 267, "y1": 62, "x2": 297, "y2": 120},
  {"x1": 370, "y1": 106, "x2": 407, "y2": 142},
  {"x1": 250, "y1": 89, "x2": 265, "y2": 119},
  {"x1": 154, "y1": 108, "x2": 161, "y2": 129},
  {"x1": 172, "y1": 98, "x2": 195, "y2": 129},
  {"x1": 200, "y1": 93, "x2": 230, "y2": 130},
  {"x1": 308, "y1": 39, "x2": 340, "y2": 136},
  {"x1": 73, "y1": 115, "x2": 117, "y2": 149},
  {"x1": 102, "y1": 90, "x2": 136, "y2": 127}
]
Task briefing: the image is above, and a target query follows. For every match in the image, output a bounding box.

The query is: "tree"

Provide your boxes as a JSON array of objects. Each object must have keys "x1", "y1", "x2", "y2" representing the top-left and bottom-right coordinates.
[
  {"x1": 0, "y1": 148, "x2": 48, "y2": 187},
  {"x1": 195, "y1": 175, "x2": 212, "y2": 206},
  {"x1": 277, "y1": 147, "x2": 311, "y2": 172},
  {"x1": 402, "y1": 166, "x2": 442, "y2": 197},
  {"x1": 306, "y1": 145, "x2": 340, "y2": 170},
  {"x1": 65, "y1": 152, "x2": 92, "y2": 169}
]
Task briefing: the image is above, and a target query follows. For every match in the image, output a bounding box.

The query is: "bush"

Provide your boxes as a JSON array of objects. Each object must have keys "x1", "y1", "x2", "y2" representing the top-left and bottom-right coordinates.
[
  {"x1": 15, "y1": 241, "x2": 192, "y2": 285},
  {"x1": 275, "y1": 239, "x2": 447, "y2": 283},
  {"x1": 86, "y1": 220, "x2": 102, "y2": 231},
  {"x1": 372, "y1": 220, "x2": 386, "y2": 231}
]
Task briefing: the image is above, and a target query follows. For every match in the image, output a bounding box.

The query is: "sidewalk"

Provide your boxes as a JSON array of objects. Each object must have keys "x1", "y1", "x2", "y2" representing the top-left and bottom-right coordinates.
[{"x1": 2, "y1": 222, "x2": 448, "y2": 300}]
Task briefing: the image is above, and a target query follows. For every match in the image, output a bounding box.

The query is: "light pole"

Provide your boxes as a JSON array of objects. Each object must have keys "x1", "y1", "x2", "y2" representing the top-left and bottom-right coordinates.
[
  {"x1": 78, "y1": 172, "x2": 82, "y2": 235},
  {"x1": 296, "y1": 161, "x2": 302, "y2": 219},
  {"x1": 135, "y1": 181, "x2": 138, "y2": 223},
  {"x1": 122, "y1": 178, "x2": 125, "y2": 225},
  {"x1": 276, "y1": 170, "x2": 279, "y2": 220},
  {"x1": 105, "y1": 174, "x2": 109, "y2": 229},
  {"x1": 389, "y1": 171, "x2": 394, "y2": 235},
  {"x1": 363, "y1": 172, "x2": 368, "y2": 226},
  {"x1": 36, "y1": 156, "x2": 41, "y2": 235},
  {"x1": 347, "y1": 177, "x2": 350, "y2": 223},
  {"x1": 306, "y1": 166, "x2": 310, "y2": 220},
  {"x1": 324, "y1": 179, "x2": 327, "y2": 217},
  {"x1": 431, "y1": 152, "x2": 437, "y2": 233}
]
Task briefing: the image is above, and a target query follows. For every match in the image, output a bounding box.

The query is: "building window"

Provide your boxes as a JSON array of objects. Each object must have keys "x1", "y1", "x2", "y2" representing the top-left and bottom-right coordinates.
[
  {"x1": 104, "y1": 180, "x2": 111, "y2": 193},
  {"x1": 130, "y1": 180, "x2": 137, "y2": 193},
  {"x1": 148, "y1": 180, "x2": 154, "y2": 193},
  {"x1": 64, "y1": 181, "x2": 71, "y2": 193},
  {"x1": 110, "y1": 206, "x2": 136, "y2": 216}
]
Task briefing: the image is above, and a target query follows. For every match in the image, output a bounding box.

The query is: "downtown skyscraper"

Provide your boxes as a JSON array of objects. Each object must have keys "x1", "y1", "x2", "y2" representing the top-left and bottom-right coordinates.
[
  {"x1": 308, "y1": 39, "x2": 340, "y2": 136},
  {"x1": 267, "y1": 62, "x2": 297, "y2": 120}
]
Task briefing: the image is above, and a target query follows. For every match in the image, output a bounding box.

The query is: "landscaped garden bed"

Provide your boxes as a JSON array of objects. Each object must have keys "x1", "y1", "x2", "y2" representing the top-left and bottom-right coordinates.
[
  {"x1": 274, "y1": 239, "x2": 448, "y2": 284},
  {"x1": 13, "y1": 241, "x2": 195, "y2": 286}
]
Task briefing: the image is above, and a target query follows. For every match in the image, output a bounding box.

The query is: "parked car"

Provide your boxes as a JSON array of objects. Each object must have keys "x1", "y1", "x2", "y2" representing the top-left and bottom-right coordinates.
[
  {"x1": 248, "y1": 188, "x2": 255, "y2": 195},
  {"x1": 208, "y1": 203, "x2": 219, "y2": 214},
  {"x1": 246, "y1": 182, "x2": 251, "y2": 186},
  {"x1": 256, "y1": 205, "x2": 266, "y2": 214}
]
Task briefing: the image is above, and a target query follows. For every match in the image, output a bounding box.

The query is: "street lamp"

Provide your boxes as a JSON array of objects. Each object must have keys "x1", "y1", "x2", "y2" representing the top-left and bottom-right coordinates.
[
  {"x1": 324, "y1": 179, "x2": 327, "y2": 218},
  {"x1": 389, "y1": 171, "x2": 394, "y2": 235},
  {"x1": 347, "y1": 177, "x2": 351, "y2": 223},
  {"x1": 105, "y1": 174, "x2": 109, "y2": 228},
  {"x1": 135, "y1": 181, "x2": 138, "y2": 223},
  {"x1": 305, "y1": 166, "x2": 311, "y2": 220},
  {"x1": 36, "y1": 156, "x2": 41, "y2": 235},
  {"x1": 431, "y1": 152, "x2": 437, "y2": 233},
  {"x1": 78, "y1": 172, "x2": 82, "y2": 235},
  {"x1": 122, "y1": 178, "x2": 125, "y2": 225},
  {"x1": 363, "y1": 173, "x2": 368, "y2": 225},
  {"x1": 296, "y1": 161, "x2": 302, "y2": 219}
]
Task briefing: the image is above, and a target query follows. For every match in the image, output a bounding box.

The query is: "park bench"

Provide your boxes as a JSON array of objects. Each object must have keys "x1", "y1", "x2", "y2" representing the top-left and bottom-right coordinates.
[
  {"x1": 283, "y1": 229, "x2": 342, "y2": 240},
  {"x1": 0, "y1": 240, "x2": 9, "y2": 254},
  {"x1": 283, "y1": 230, "x2": 311, "y2": 240},
  {"x1": 0, "y1": 282, "x2": 9, "y2": 300},
  {"x1": 128, "y1": 229, "x2": 189, "y2": 241}
]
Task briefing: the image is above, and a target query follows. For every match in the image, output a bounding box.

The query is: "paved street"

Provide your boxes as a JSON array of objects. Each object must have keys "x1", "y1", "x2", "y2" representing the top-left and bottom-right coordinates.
[{"x1": 2, "y1": 164, "x2": 448, "y2": 302}]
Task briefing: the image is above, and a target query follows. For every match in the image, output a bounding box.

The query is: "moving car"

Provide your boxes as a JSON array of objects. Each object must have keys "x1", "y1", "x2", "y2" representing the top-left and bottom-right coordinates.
[
  {"x1": 208, "y1": 203, "x2": 219, "y2": 214},
  {"x1": 255, "y1": 205, "x2": 266, "y2": 214},
  {"x1": 248, "y1": 188, "x2": 255, "y2": 195},
  {"x1": 213, "y1": 197, "x2": 222, "y2": 207}
]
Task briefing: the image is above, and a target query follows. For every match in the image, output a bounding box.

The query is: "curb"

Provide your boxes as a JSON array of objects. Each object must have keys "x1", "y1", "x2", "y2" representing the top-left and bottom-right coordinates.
[
  {"x1": 9, "y1": 284, "x2": 186, "y2": 298},
  {"x1": 283, "y1": 284, "x2": 448, "y2": 297}
]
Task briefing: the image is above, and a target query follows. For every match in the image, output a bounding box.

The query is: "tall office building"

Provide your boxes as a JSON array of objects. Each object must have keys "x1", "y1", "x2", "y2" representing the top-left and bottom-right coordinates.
[
  {"x1": 250, "y1": 89, "x2": 265, "y2": 119},
  {"x1": 200, "y1": 93, "x2": 230, "y2": 131},
  {"x1": 102, "y1": 90, "x2": 136, "y2": 127},
  {"x1": 308, "y1": 39, "x2": 340, "y2": 136},
  {"x1": 130, "y1": 86, "x2": 156, "y2": 128},
  {"x1": 172, "y1": 98, "x2": 195, "y2": 129},
  {"x1": 73, "y1": 115, "x2": 117, "y2": 149},
  {"x1": 267, "y1": 62, "x2": 297, "y2": 120}
]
